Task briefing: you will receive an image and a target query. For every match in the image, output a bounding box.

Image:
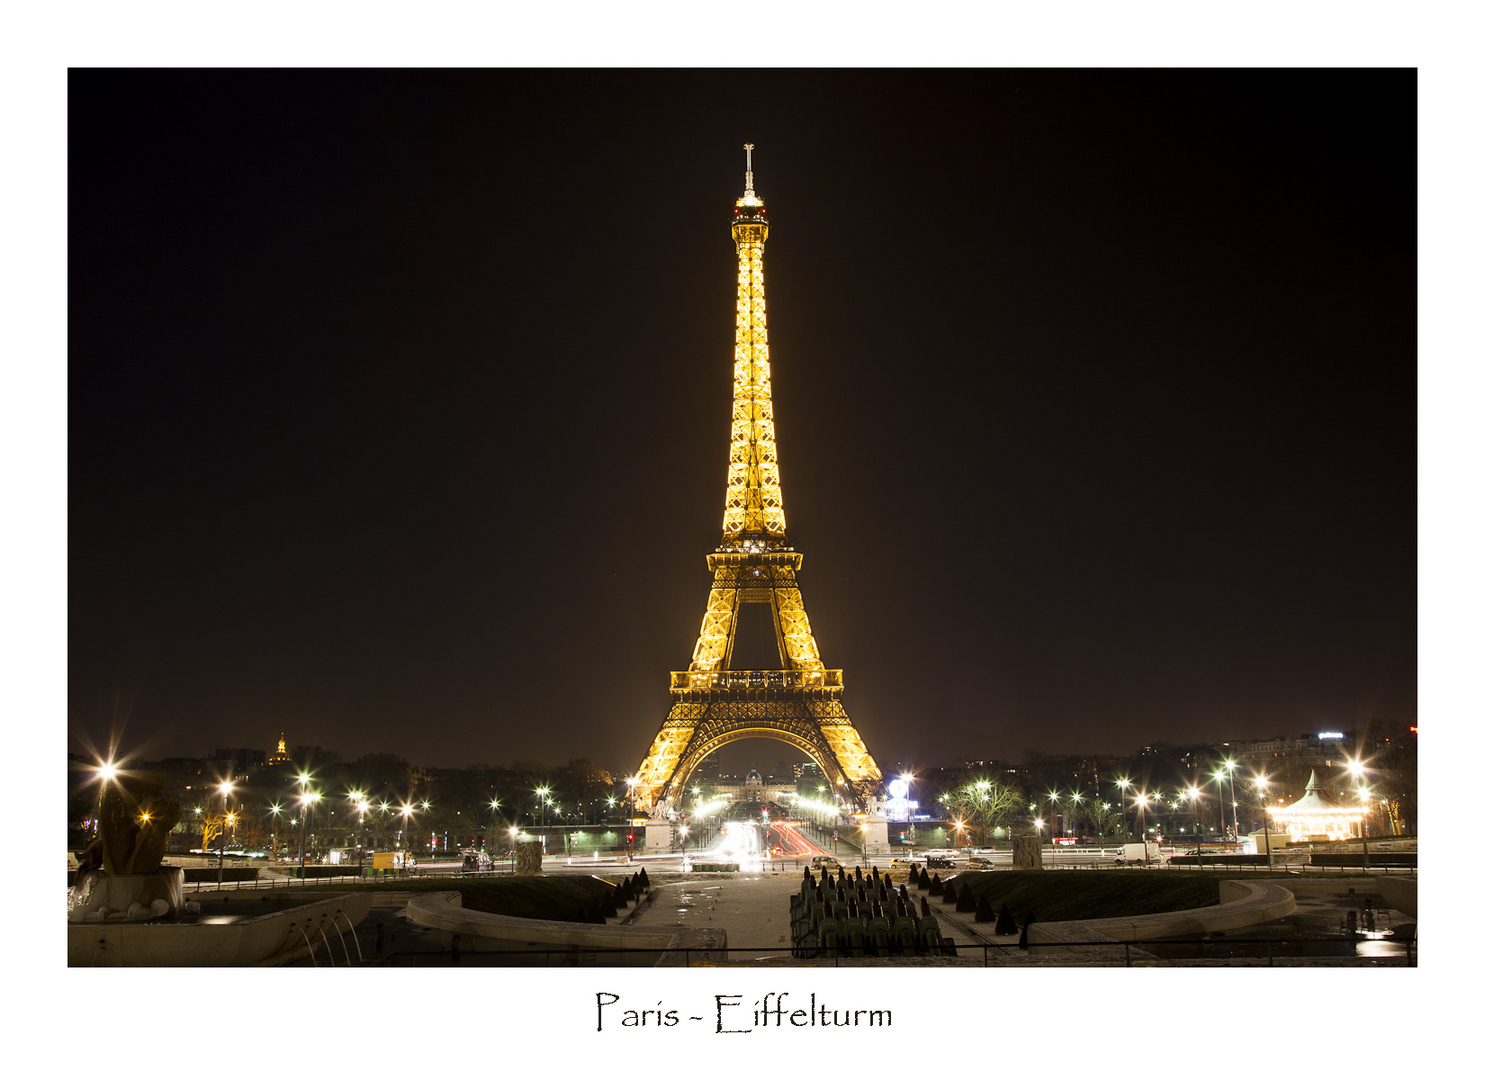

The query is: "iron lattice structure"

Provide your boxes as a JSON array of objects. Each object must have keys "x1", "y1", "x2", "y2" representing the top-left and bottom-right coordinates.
[{"x1": 632, "y1": 147, "x2": 882, "y2": 815}]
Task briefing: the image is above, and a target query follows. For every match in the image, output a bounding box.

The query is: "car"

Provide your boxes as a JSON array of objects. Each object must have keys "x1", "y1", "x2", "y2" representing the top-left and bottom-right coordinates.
[
  {"x1": 890, "y1": 857, "x2": 922, "y2": 868},
  {"x1": 770, "y1": 846, "x2": 784, "y2": 856},
  {"x1": 965, "y1": 856, "x2": 993, "y2": 869},
  {"x1": 811, "y1": 855, "x2": 841, "y2": 869},
  {"x1": 924, "y1": 856, "x2": 956, "y2": 869}
]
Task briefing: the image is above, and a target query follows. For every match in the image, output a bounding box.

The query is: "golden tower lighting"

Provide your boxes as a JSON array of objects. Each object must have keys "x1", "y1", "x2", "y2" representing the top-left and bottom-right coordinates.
[{"x1": 631, "y1": 146, "x2": 882, "y2": 816}]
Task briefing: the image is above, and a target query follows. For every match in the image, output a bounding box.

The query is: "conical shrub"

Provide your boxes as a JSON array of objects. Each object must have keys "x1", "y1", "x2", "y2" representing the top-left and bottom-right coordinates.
[
  {"x1": 928, "y1": 873, "x2": 943, "y2": 896},
  {"x1": 601, "y1": 891, "x2": 618, "y2": 918},
  {"x1": 908, "y1": 865, "x2": 920, "y2": 885},
  {"x1": 975, "y1": 895, "x2": 993, "y2": 922},
  {"x1": 1018, "y1": 911, "x2": 1036, "y2": 950},
  {"x1": 942, "y1": 881, "x2": 958, "y2": 904},
  {"x1": 956, "y1": 885, "x2": 976, "y2": 913},
  {"x1": 996, "y1": 902, "x2": 1017, "y2": 935}
]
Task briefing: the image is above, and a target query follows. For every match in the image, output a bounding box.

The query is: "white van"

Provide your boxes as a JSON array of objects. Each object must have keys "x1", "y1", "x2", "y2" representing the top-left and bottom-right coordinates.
[{"x1": 1120, "y1": 841, "x2": 1168, "y2": 865}]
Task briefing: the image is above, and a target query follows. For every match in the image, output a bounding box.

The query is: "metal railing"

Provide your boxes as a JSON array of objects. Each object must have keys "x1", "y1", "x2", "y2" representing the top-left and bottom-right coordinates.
[{"x1": 671, "y1": 669, "x2": 843, "y2": 691}]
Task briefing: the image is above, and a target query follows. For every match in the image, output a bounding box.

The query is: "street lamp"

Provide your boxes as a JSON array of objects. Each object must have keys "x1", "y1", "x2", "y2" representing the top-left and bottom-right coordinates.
[
  {"x1": 1253, "y1": 775, "x2": 1273, "y2": 868},
  {"x1": 1187, "y1": 785, "x2": 1204, "y2": 865},
  {"x1": 625, "y1": 777, "x2": 637, "y2": 861},
  {"x1": 350, "y1": 794, "x2": 369, "y2": 876},
  {"x1": 297, "y1": 789, "x2": 320, "y2": 876},
  {"x1": 216, "y1": 780, "x2": 235, "y2": 885},
  {"x1": 1349, "y1": 758, "x2": 1371, "y2": 869},
  {"x1": 90, "y1": 759, "x2": 118, "y2": 840},
  {"x1": 1213, "y1": 760, "x2": 1237, "y2": 841},
  {"x1": 399, "y1": 802, "x2": 417, "y2": 872},
  {"x1": 1134, "y1": 794, "x2": 1150, "y2": 861},
  {"x1": 1116, "y1": 778, "x2": 1131, "y2": 839}
]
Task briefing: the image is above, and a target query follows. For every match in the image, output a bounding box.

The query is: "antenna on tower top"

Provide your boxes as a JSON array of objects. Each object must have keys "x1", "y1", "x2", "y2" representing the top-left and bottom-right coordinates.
[{"x1": 743, "y1": 143, "x2": 755, "y2": 196}]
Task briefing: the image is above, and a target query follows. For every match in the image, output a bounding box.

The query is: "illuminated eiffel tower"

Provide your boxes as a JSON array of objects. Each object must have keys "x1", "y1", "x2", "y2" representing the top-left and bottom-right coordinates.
[{"x1": 631, "y1": 146, "x2": 882, "y2": 818}]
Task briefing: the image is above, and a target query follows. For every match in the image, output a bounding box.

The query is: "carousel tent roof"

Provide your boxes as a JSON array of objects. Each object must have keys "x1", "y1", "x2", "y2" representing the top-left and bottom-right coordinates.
[{"x1": 1270, "y1": 770, "x2": 1355, "y2": 817}]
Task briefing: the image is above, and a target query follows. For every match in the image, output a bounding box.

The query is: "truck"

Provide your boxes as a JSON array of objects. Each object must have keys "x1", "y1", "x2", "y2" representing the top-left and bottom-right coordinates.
[{"x1": 1120, "y1": 841, "x2": 1168, "y2": 865}]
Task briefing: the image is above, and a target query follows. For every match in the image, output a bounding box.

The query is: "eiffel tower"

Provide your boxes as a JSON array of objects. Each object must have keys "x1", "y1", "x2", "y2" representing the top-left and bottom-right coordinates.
[{"x1": 631, "y1": 146, "x2": 882, "y2": 817}]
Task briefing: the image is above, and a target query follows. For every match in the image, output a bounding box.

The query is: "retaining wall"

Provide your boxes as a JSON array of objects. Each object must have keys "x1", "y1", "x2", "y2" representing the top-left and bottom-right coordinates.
[{"x1": 1026, "y1": 879, "x2": 1296, "y2": 957}]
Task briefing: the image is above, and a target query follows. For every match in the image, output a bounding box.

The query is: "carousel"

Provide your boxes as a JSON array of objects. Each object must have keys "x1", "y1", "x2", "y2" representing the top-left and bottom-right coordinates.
[{"x1": 1267, "y1": 769, "x2": 1363, "y2": 842}]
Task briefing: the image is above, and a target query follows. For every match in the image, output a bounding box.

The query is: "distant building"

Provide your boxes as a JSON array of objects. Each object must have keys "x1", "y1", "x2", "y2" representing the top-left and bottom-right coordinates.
[{"x1": 713, "y1": 767, "x2": 797, "y2": 805}]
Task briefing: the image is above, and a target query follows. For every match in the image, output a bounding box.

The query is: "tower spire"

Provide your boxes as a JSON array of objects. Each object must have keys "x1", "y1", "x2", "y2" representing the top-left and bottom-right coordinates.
[{"x1": 725, "y1": 143, "x2": 782, "y2": 545}]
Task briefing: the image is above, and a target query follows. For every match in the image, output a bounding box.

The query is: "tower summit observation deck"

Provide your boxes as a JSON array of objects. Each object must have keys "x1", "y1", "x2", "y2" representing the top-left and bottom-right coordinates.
[{"x1": 631, "y1": 147, "x2": 882, "y2": 817}]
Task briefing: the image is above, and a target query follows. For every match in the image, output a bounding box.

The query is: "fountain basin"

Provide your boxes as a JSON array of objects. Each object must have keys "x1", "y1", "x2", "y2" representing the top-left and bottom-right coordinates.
[{"x1": 68, "y1": 891, "x2": 373, "y2": 966}]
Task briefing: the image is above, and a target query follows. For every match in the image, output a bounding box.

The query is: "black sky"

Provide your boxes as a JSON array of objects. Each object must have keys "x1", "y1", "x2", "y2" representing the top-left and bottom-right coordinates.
[{"x1": 68, "y1": 69, "x2": 1416, "y2": 772}]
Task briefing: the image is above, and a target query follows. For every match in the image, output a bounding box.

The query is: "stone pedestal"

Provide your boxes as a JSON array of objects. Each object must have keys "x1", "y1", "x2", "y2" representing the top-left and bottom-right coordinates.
[
  {"x1": 1011, "y1": 832, "x2": 1044, "y2": 870},
  {"x1": 645, "y1": 821, "x2": 671, "y2": 853},
  {"x1": 68, "y1": 869, "x2": 185, "y2": 922},
  {"x1": 859, "y1": 815, "x2": 890, "y2": 856},
  {"x1": 1251, "y1": 829, "x2": 1287, "y2": 854},
  {"x1": 513, "y1": 841, "x2": 544, "y2": 876}
]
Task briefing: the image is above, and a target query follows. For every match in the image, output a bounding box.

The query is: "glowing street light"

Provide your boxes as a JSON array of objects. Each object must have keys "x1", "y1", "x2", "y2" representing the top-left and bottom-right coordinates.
[
  {"x1": 1349, "y1": 758, "x2": 1372, "y2": 868},
  {"x1": 1212, "y1": 760, "x2": 1238, "y2": 841},
  {"x1": 217, "y1": 780, "x2": 235, "y2": 885},
  {"x1": 625, "y1": 777, "x2": 638, "y2": 861},
  {"x1": 398, "y1": 802, "x2": 421, "y2": 871},
  {"x1": 297, "y1": 788, "x2": 321, "y2": 875},
  {"x1": 90, "y1": 759, "x2": 118, "y2": 840}
]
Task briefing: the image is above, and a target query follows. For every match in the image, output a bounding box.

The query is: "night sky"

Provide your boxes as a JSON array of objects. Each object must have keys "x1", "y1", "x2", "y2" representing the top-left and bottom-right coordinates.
[{"x1": 67, "y1": 69, "x2": 1417, "y2": 773}]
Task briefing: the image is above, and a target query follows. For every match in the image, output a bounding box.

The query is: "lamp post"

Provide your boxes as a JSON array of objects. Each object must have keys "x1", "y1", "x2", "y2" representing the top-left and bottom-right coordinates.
[
  {"x1": 1225, "y1": 760, "x2": 1240, "y2": 838},
  {"x1": 1252, "y1": 776, "x2": 1273, "y2": 869},
  {"x1": 508, "y1": 825, "x2": 519, "y2": 874},
  {"x1": 216, "y1": 780, "x2": 234, "y2": 885},
  {"x1": 1211, "y1": 759, "x2": 1237, "y2": 842},
  {"x1": 1134, "y1": 794, "x2": 1150, "y2": 862},
  {"x1": 1350, "y1": 759, "x2": 1371, "y2": 869},
  {"x1": 90, "y1": 760, "x2": 117, "y2": 840},
  {"x1": 625, "y1": 777, "x2": 637, "y2": 862},
  {"x1": 297, "y1": 789, "x2": 320, "y2": 876},
  {"x1": 1187, "y1": 785, "x2": 1204, "y2": 866},
  {"x1": 1115, "y1": 778, "x2": 1131, "y2": 839},
  {"x1": 399, "y1": 803, "x2": 416, "y2": 873},
  {"x1": 352, "y1": 796, "x2": 369, "y2": 876}
]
